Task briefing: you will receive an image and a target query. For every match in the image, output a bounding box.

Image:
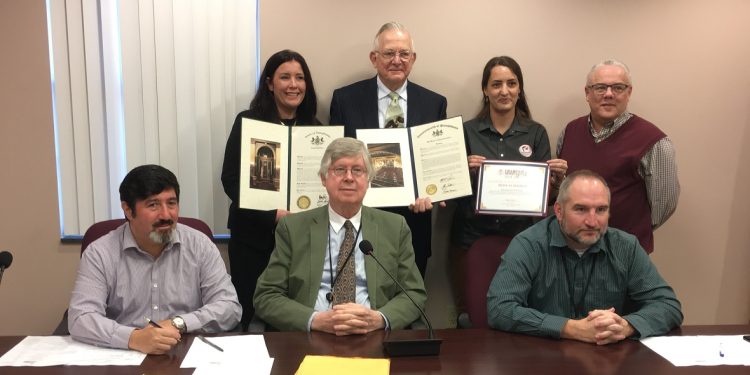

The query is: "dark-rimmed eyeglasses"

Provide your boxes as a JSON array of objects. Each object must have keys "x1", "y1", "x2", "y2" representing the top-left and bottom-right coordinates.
[{"x1": 587, "y1": 83, "x2": 630, "y2": 95}]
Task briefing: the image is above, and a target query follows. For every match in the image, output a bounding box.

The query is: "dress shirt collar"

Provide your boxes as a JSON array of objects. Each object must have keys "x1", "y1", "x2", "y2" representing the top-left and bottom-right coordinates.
[
  {"x1": 376, "y1": 76, "x2": 408, "y2": 101},
  {"x1": 477, "y1": 113, "x2": 529, "y2": 136},
  {"x1": 327, "y1": 205, "x2": 362, "y2": 234},
  {"x1": 587, "y1": 111, "x2": 633, "y2": 139}
]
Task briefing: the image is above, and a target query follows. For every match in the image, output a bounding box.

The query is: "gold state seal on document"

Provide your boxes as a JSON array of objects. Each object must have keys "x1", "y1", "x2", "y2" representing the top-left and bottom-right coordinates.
[
  {"x1": 297, "y1": 196, "x2": 311, "y2": 209},
  {"x1": 426, "y1": 184, "x2": 437, "y2": 195}
]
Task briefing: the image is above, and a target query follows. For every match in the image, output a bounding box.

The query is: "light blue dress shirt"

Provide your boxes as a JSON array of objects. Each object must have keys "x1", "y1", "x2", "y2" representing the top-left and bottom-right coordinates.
[{"x1": 307, "y1": 206, "x2": 389, "y2": 330}]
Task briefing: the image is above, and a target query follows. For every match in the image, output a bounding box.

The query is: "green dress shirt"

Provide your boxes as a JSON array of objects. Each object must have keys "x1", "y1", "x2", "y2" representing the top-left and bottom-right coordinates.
[{"x1": 487, "y1": 216, "x2": 683, "y2": 339}]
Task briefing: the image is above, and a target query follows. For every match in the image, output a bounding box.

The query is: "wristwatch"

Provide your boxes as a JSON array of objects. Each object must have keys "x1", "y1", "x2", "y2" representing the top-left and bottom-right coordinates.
[{"x1": 170, "y1": 316, "x2": 187, "y2": 333}]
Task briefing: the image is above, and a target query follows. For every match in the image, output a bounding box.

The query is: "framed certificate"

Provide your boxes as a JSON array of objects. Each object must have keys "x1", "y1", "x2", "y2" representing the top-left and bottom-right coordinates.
[{"x1": 475, "y1": 160, "x2": 550, "y2": 216}]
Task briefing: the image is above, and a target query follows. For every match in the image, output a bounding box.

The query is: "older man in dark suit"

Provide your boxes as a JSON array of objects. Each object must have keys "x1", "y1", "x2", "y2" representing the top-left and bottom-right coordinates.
[{"x1": 329, "y1": 22, "x2": 447, "y2": 276}]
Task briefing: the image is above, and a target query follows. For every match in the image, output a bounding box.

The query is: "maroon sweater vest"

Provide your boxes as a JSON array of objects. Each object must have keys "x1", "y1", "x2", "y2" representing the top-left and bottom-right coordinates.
[{"x1": 559, "y1": 115, "x2": 665, "y2": 253}]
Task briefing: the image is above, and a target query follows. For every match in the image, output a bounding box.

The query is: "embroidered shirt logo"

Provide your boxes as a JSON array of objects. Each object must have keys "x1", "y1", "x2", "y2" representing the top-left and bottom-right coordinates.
[{"x1": 519, "y1": 144, "x2": 533, "y2": 157}]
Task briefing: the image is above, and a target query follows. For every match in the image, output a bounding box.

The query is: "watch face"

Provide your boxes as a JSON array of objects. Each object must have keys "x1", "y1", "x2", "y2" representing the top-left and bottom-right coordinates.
[{"x1": 172, "y1": 317, "x2": 186, "y2": 332}]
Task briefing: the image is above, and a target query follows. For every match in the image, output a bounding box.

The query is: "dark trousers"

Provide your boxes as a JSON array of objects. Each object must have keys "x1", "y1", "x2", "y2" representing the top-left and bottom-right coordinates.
[
  {"x1": 227, "y1": 235, "x2": 273, "y2": 331},
  {"x1": 385, "y1": 206, "x2": 431, "y2": 278}
]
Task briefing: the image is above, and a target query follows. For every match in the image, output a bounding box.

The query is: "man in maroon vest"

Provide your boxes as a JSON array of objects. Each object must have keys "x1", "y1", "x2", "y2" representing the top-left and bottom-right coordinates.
[{"x1": 557, "y1": 60, "x2": 679, "y2": 253}]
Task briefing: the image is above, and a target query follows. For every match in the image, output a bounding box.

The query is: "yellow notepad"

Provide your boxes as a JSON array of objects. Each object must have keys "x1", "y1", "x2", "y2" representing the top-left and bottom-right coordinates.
[{"x1": 295, "y1": 355, "x2": 390, "y2": 375}]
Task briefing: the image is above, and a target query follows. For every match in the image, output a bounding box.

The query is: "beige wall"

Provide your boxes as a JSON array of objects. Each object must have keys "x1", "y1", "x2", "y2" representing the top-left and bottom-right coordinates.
[{"x1": 1, "y1": 0, "x2": 748, "y2": 335}]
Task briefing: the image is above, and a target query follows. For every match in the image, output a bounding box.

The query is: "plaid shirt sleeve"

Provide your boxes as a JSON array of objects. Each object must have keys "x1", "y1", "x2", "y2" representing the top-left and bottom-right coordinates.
[{"x1": 639, "y1": 137, "x2": 680, "y2": 229}]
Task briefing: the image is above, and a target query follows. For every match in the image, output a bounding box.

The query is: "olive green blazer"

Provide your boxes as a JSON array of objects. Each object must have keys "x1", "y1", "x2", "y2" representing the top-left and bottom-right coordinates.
[{"x1": 253, "y1": 205, "x2": 426, "y2": 331}]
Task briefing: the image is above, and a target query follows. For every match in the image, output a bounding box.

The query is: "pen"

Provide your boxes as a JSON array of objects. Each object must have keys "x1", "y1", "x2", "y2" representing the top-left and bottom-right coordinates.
[
  {"x1": 198, "y1": 335, "x2": 224, "y2": 352},
  {"x1": 145, "y1": 318, "x2": 163, "y2": 329},
  {"x1": 719, "y1": 342, "x2": 724, "y2": 358}
]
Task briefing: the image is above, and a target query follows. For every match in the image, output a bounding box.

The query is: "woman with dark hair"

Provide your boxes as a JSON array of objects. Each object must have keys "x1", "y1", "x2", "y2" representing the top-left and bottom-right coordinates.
[
  {"x1": 221, "y1": 49, "x2": 321, "y2": 330},
  {"x1": 451, "y1": 56, "x2": 567, "y2": 319}
]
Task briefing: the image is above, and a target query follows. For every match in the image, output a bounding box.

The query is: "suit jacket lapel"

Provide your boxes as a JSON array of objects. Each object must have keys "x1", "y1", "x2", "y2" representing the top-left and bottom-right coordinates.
[
  {"x1": 362, "y1": 207, "x2": 380, "y2": 308},
  {"x1": 363, "y1": 76, "x2": 380, "y2": 130},
  {"x1": 406, "y1": 81, "x2": 419, "y2": 127},
  {"x1": 307, "y1": 208, "x2": 329, "y2": 306}
]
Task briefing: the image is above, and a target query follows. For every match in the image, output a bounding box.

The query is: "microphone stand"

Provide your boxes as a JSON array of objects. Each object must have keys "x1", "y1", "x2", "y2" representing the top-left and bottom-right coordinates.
[{"x1": 360, "y1": 242, "x2": 442, "y2": 357}]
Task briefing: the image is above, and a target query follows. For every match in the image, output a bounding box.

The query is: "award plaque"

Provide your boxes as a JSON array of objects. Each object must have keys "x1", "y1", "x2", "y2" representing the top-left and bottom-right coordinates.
[{"x1": 475, "y1": 160, "x2": 550, "y2": 216}]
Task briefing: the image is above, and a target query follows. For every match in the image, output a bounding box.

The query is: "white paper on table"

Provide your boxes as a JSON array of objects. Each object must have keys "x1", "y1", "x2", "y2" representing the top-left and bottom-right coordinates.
[
  {"x1": 0, "y1": 336, "x2": 146, "y2": 367},
  {"x1": 192, "y1": 358, "x2": 274, "y2": 375},
  {"x1": 180, "y1": 335, "x2": 271, "y2": 368},
  {"x1": 640, "y1": 335, "x2": 750, "y2": 366}
]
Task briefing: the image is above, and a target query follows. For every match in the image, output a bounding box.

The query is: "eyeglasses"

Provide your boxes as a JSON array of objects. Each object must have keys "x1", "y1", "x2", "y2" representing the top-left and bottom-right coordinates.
[
  {"x1": 376, "y1": 50, "x2": 413, "y2": 61},
  {"x1": 330, "y1": 166, "x2": 367, "y2": 177},
  {"x1": 587, "y1": 83, "x2": 630, "y2": 95}
]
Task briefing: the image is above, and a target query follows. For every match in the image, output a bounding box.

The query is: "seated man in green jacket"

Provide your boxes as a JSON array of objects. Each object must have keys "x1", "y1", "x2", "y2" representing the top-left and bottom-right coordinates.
[
  {"x1": 487, "y1": 169, "x2": 682, "y2": 345},
  {"x1": 254, "y1": 137, "x2": 426, "y2": 334}
]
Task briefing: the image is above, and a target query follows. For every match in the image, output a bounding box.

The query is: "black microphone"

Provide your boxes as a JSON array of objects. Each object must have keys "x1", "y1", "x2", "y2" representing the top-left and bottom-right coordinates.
[
  {"x1": 0, "y1": 251, "x2": 13, "y2": 287},
  {"x1": 359, "y1": 240, "x2": 442, "y2": 357}
]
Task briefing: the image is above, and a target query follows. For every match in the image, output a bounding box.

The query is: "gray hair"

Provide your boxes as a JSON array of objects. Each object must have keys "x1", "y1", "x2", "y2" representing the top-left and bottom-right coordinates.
[
  {"x1": 372, "y1": 21, "x2": 415, "y2": 52},
  {"x1": 556, "y1": 170, "x2": 611, "y2": 205},
  {"x1": 586, "y1": 59, "x2": 632, "y2": 85},
  {"x1": 319, "y1": 137, "x2": 374, "y2": 182}
]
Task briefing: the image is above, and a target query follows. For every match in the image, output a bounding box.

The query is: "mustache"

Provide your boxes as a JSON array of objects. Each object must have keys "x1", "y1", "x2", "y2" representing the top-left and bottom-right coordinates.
[{"x1": 153, "y1": 219, "x2": 174, "y2": 228}]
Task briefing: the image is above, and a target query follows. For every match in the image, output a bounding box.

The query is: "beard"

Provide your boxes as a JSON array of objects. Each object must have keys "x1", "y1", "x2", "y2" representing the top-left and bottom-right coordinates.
[
  {"x1": 566, "y1": 230, "x2": 601, "y2": 248},
  {"x1": 149, "y1": 220, "x2": 175, "y2": 244},
  {"x1": 560, "y1": 218, "x2": 604, "y2": 249}
]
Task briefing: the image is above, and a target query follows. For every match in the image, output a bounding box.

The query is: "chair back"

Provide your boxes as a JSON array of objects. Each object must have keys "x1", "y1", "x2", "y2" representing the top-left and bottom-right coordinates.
[
  {"x1": 464, "y1": 235, "x2": 513, "y2": 329},
  {"x1": 80, "y1": 217, "x2": 214, "y2": 256}
]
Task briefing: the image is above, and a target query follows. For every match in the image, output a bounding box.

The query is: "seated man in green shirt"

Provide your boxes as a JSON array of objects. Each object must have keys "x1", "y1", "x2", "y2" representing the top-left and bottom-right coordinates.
[{"x1": 487, "y1": 169, "x2": 682, "y2": 345}]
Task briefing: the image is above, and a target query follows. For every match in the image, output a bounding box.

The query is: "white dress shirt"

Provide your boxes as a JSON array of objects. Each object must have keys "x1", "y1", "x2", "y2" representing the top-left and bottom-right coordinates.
[{"x1": 376, "y1": 76, "x2": 408, "y2": 127}]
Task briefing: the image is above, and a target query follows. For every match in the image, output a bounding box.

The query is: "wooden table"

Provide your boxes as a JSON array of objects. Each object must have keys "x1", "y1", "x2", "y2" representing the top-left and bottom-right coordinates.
[{"x1": 1, "y1": 325, "x2": 748, "y2": 374}]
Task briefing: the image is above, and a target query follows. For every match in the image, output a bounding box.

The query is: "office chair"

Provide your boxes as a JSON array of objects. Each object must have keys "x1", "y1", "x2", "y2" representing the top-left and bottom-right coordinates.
[
  {"x1": 458, "y1": 235, "x2": 512, "y2": 329},
  {"x1": 52, "y1": 217, "x2": 214, "y2": 335}
]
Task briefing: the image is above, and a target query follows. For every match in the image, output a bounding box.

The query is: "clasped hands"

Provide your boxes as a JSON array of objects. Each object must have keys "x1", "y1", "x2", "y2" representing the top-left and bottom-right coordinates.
[
  {"x1": 311, "y1": 303, "x2": 385, "y2": 336},
  {"x1": 562, "y1": 308, "x2": 635, "y2": 345},
  {"x1": 128, "y1": 319, "x2": 181, "y2": 355}
]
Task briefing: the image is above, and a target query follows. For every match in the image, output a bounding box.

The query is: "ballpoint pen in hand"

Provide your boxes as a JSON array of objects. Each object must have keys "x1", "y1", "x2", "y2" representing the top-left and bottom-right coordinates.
[
  {"x1": 198, "y1": 335, "x2": 224, "y2": 352},
  {"x1": 145, "y1": 317, "x2": 163, "y2": 329}
]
